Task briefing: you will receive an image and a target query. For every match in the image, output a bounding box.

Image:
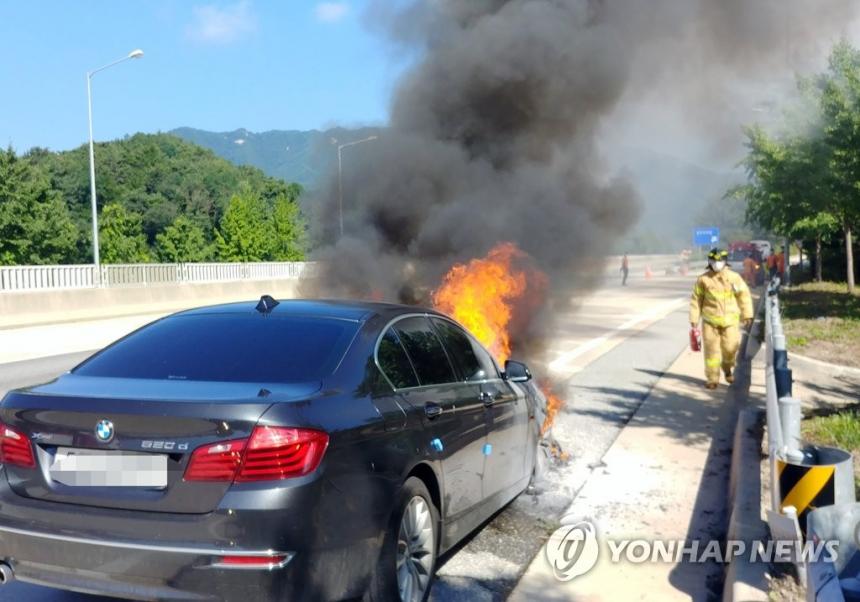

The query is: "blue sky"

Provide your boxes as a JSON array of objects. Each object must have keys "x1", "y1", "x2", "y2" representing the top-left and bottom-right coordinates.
[{"x1": 0, "y1": 1, "x2": 401, "y2": 152}]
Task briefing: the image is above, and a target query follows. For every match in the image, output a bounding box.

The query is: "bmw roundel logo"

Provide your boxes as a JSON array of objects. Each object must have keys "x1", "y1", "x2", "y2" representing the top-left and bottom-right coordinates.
[{"x1": 95, "y1": 419, "x2": 115, "y2": 443}]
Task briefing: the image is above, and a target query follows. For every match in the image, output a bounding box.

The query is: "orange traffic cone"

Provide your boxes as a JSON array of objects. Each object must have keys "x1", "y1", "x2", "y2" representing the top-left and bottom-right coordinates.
[{"x1": 645, "y1": 265, "x2": 654, "y2": 280}]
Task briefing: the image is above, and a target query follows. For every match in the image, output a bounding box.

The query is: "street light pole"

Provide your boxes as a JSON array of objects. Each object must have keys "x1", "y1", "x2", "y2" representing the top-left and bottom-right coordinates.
[
  {"x1": 86, "y1": 74, "x2": 100, "y2": 270},
  {"x1": 86, "y1": 49, "x2": 144, "y2": 276},
  {"x1": 337, "y1": 135, "x2": 378, "y2": 238}
]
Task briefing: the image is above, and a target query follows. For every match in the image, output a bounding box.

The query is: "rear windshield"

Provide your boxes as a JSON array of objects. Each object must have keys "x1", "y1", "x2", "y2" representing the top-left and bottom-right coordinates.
[{"x1": 74, "y1": 314, "x2": 359, "y2": 384}]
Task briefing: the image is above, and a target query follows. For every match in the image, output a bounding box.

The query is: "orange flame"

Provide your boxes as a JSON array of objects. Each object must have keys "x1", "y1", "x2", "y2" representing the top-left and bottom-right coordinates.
[
  {"x1": 432, "y1": 243, "x2": 530, "y2": 364},
  {"x1": 432, "y1": 243, "x2": 566, "y2": 436},
  {"x1": 541, "y1": 384, "x2": 564, "y2": 436}
]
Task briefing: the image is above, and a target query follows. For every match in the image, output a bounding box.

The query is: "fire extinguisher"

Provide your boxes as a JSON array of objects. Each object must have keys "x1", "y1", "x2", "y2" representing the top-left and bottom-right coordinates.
[{"x1": 689, "y1": 327, "x2": 702, "y2": 352}]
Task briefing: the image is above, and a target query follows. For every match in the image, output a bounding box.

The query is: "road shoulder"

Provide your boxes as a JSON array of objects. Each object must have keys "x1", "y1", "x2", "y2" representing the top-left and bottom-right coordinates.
[{"x1": 511, "y1": 344, "x2": 745, "y2": 600}]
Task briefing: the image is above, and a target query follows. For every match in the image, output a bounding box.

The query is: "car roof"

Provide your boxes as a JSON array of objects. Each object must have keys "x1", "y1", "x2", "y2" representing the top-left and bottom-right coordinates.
[{"x1": 173, "y1": 298, "x2": 446, "y2": 323}]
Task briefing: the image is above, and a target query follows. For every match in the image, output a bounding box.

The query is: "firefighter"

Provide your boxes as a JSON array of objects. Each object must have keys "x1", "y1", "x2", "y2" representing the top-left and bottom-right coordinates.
[{"x1": 690, "y1": 248, "x2": 754, "y2": 389}]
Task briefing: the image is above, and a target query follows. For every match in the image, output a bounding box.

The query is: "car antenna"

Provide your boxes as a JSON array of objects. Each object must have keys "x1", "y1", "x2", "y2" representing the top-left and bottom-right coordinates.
[{"x1": 256, "y1": 295, "x2": 280, "y2": 314}]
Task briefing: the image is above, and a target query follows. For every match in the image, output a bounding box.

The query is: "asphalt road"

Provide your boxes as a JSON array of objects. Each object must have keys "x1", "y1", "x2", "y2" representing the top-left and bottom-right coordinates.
[{"x1": 0, "y1": 274, "x2": 693, "y2": 601}]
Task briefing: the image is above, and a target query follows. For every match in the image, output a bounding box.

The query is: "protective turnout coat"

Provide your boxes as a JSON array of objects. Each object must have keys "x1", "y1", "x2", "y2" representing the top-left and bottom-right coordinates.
[{"x1": 689, "y1": 268, "x2": 754, "y2": 328}]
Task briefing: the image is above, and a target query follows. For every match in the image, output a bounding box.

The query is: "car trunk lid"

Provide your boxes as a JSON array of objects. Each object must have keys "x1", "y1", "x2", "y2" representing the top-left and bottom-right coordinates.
[{"x1": 0, "y1": 374, "x2": 321, "y2": 514}]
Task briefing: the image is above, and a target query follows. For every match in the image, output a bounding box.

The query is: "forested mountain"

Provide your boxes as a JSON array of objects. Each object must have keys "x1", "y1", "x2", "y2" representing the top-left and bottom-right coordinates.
[
  {"x1": 172, "y1": 126, "x2": 755, "y2": 253},
  {"x1": 0, "y1": 125, "x2": 754, "y2": 265},
  {"x1": 0, "y1": 133, "x2": 305, "y2": 265},
  {"x1": 170, "y1": 126, "x2": 380, "y2": 189}
]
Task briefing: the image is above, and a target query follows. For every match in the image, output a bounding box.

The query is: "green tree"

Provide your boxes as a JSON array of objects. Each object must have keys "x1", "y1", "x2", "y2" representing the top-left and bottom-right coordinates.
[
  {"x1": 19, "y1": 133, "x2": 303, "y2": 264},
  {"x1": 216, "y1": 188, "x2": 275, "y2": 261},
  {"x1": 155, "y1": 216, "x2": 213, "y2": 262},
  {"x1": 730, "y1": 91, "x2": 841, "y2": 283},
  {"x1": 816, "y1": 40, "x2": 860, "y2": 292},
  {"x1": 271, "y1": 193, "x2": 306, "y2": 260},
  {"x1": 100, "y1": 203, "x2": 151, "y2": 264},
  {"x1": 0, "y1": 147, "x2": 79, "y2": 265}
]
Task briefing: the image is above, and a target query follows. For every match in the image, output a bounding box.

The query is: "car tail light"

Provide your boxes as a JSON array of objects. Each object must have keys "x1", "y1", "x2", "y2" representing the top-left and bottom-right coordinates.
[
  {"x1": 183, "y1": 427, "x2": 328, "y2": 483},
  {"x1": 0, "y1": 422, "x2": 35, "y2": 468},
  {"x1": 184, "y1": 439, "x2": 246, "y2": 481},
  {"x1": 235, "y1": 427, "x2": 329, "y2": 482}
]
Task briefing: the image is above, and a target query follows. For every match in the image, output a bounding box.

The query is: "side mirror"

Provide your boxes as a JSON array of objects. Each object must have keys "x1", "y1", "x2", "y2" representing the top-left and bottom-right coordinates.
[{"x1": 504, "y1": 360, "x2": 532, "y2": 383}]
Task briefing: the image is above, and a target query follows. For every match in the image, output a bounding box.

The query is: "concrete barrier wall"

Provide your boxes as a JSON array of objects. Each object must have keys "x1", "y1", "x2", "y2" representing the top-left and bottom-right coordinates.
[{"x1": 0, "y1": 278, "x2": 302, "y2": 329}]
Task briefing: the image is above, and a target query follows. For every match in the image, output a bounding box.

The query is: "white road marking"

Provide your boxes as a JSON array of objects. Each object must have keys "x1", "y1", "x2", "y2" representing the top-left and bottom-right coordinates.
[{"x1": 548, "y1": 297, "x2": 687, "y2": 375}]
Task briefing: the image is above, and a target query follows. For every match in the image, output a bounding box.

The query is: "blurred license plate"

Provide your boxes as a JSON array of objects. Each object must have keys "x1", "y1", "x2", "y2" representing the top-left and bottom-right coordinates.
[{"x1": 49, "y1": 447, "x2": 167, "y2": 488}]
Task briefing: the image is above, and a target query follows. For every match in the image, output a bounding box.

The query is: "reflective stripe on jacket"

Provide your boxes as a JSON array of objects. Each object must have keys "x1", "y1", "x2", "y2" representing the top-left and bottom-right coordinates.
[{"x1": 689, "y1": 268, "x2": 753, "y2": 327}]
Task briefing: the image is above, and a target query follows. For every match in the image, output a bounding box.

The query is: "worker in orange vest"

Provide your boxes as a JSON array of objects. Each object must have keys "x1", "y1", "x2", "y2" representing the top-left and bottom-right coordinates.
[
  {"x1": 742, "y1": 255, "x2": 758, "y2": 286},
  {"x1": 775, "y1": 247, "x2": 786, "y2": 279},
  {"x1": 766, "y1": 252, "x2": 777, "y2": 279}
]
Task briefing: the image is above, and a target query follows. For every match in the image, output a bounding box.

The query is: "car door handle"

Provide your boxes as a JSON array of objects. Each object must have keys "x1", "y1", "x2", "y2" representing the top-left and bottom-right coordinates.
[{"x1": 424, "y1": 403, "x2": 443, "y2": 419}]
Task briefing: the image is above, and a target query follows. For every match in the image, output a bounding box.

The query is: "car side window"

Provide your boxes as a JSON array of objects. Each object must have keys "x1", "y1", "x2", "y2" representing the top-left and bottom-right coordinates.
[
  {"x1": 377, "y1": 328, "x2": 419, "y2": 389},
  {"x1": 394, "y1": 317, "x2": 457, "y2": 386},
  {"x1": 431, "y1": 318, "x2": 487, "y2": 382},
  {"x1": 465, "y1": 330, "x2": 500, "y2": 380}
]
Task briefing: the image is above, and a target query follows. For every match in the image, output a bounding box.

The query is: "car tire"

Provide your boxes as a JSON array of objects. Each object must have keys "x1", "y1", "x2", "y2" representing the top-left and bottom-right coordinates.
[{"x1": 365, "y1": 476, "x2": 439, "y2": 602}]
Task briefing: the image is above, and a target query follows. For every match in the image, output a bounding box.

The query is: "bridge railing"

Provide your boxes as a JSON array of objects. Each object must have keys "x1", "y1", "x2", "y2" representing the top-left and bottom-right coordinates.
[
  {"x1": 0, "y1": 264, "x2": 97, "y2": 291},
  {"x1": 0, "y1": 262, "x2": 314, "y2": 292}
]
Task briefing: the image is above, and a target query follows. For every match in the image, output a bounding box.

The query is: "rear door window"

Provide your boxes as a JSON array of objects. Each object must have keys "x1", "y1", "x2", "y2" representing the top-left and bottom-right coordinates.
[
  {"x1": 393, "y1": 317, "x2": 457, "y2": 386},
  {"x1": 377, "y1": 328, "x2": 419, "y2": 389},
  {"x1": 74, "y1": 314, "x2": 359, "y2": 384}
]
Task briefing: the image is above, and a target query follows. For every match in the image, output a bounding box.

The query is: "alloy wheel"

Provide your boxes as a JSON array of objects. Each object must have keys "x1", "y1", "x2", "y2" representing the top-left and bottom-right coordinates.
[{"x1": 396, "y1": 495, "x2": 435, "y2": 602}]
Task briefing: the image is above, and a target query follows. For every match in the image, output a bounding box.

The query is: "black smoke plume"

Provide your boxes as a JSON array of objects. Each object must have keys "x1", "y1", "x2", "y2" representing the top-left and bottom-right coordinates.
[{"x1": 303, "y1": 0, "x2": 859, "y2": 356}]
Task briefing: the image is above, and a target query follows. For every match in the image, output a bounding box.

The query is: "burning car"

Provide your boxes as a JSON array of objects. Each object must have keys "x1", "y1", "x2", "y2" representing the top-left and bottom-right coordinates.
[{"x1": 0, "y1": 297, "x2": 542, "y2": 601}]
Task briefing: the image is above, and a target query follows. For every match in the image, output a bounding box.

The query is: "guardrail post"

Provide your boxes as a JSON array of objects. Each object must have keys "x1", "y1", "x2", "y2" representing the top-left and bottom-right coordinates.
[
  {"x1": 772, "y1": 334, "x2": 788, "y2": 370},
  {"x1": 774, "y1": 367, "x2": 793, "y2": 399},
  {"x1": 778, "y1": 396, "x2": 802, "y2": 458}
]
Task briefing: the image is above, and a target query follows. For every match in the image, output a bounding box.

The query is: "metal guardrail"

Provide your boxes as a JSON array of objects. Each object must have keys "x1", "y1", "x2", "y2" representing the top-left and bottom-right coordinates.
[
  {"x1": 764, "y1": 279, "x2": 857, "y2": 592},
  {"x1": 763, "y1": 277, "x2": 810, "y2": 584},
  {"x1": 763, "y1": 277, "x2": 802, "y2": 511},
  {"x1": 0, "y1": 262, "x2": 314, "y2": 292}
]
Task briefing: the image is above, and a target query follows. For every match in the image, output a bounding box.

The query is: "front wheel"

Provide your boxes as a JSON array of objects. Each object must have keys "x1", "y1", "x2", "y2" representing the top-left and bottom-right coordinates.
[{"x1": 365, "y1": 477, "x2": 439, "y2": 602}]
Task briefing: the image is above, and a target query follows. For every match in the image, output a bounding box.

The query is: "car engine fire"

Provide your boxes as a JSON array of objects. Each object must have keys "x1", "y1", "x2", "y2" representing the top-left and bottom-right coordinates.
[{"x1": 432, "y1": 242, "x2": 568, "y2": 461}]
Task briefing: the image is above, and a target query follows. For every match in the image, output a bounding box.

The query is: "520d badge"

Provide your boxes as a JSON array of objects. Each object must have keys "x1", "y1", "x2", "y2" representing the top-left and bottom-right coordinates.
[{"x1": 141, "y1": 440, "x2": 189, "y2": 451}]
